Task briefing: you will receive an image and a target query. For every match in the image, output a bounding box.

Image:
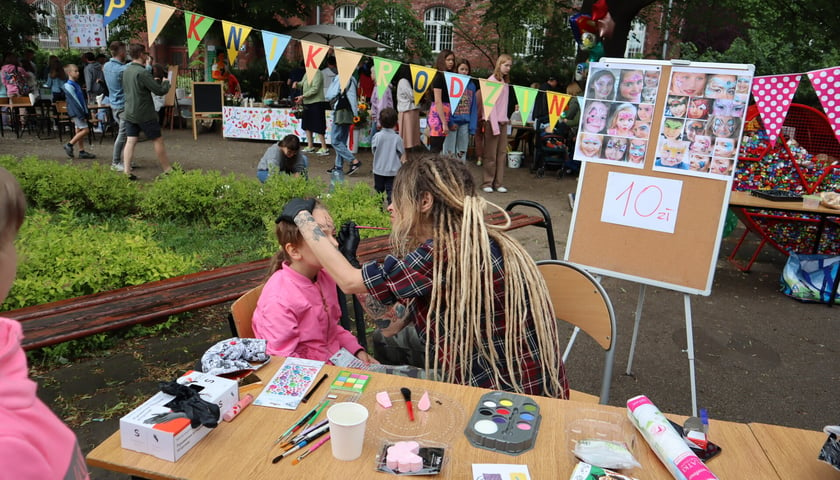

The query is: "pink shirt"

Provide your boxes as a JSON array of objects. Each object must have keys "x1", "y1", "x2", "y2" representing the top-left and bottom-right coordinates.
[
  {"x1": 486, "y1": 73, "x2": 510, "y2": 136},
  {"x1": 251, "y1": 264, "x2": 363, "y2": 361}
]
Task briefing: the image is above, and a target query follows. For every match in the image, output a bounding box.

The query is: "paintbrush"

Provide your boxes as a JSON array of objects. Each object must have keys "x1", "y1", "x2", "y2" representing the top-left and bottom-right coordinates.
[{"x1": 400, "y1": 387, "x2": 414, "y2": 422}]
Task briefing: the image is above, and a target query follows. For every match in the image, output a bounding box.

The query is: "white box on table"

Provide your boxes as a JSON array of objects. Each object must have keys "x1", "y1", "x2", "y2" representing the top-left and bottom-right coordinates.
[{"x1": 119, "y1": 370, "x2": 238, "y2": 462}]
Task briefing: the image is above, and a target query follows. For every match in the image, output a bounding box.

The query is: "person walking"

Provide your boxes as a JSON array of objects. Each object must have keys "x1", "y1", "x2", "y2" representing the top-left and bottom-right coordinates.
[
  {"x1": 103, "y1": 41, "x2": 131, "y2": 171},
  {"x1": 61, "y1": 64, "x2": 96, "y2": 160},
  {"x1": 325, "y1": 73, "x2": 361, "y2": 175},
  {"x1": 121, "y1": 44, "x2": 173, "y2": 179}
]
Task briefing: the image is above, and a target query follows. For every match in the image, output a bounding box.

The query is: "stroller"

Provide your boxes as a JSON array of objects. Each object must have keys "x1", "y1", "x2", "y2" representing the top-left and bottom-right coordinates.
[{"x1": 533, "y1": 116, "x2": 578, "y2": 178}]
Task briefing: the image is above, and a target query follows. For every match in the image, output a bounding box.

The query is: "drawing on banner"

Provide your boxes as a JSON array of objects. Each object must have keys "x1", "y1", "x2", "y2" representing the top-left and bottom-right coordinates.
[
  {"x1": 576, "y1": 63, "x2": 661, "y2": 169},
  {"x1": 601, "y1": 172, "x2": 683, "y2": 234},
  {"x1": 653, "y1": 67, "x2": 752, "y2": 179},
  {"x1": 65, "y1": 15, "x2": 106, "y2": 48}
]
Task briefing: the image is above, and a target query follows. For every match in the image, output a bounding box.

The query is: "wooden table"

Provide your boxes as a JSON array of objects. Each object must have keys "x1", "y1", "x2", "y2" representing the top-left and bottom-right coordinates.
[
  {"x1": 87, "y1": 360, "x2": 780, "y2": 479},
  {"x1": 749, "y1": 422, "x2": 840, "y2": 479},
  {"x1": 727, "y1": 190, "x2": 840, "y2": 273}
]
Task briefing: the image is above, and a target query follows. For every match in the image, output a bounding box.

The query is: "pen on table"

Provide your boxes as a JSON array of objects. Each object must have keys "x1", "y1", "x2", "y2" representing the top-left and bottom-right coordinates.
[
  {"x1": 301, "y1": 373, "x2": 329, "y2": 404},
  {"x1": 273, "y1": 426, "x2": 330, "y2": 463},
  {"x1": 292, "y1": 434, "x2": 331, "y2": 466}
]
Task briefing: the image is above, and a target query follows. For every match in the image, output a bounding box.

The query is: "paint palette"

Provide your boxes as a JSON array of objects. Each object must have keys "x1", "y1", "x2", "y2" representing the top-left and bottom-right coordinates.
[
  {"x1": 330, "y1": 370, "x2": 371, "y2": 392},
  {"x1": 464, "y1": 391, "x2": 541, "y2": 455}
]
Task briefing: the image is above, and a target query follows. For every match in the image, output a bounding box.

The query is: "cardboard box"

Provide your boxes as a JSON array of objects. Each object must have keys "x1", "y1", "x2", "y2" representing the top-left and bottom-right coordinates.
[{"x1": 120, "y1": 371, "x2": 238, "y2": 461}]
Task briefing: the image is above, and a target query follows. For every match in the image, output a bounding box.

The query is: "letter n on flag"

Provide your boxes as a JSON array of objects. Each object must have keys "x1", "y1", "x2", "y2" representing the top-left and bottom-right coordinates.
[
  {"x1": 547, "y1": 92, "x2": 571, "y2": 130},
  {"x1": 222, "y1": 20, "x2": 252, "y2": 64}
]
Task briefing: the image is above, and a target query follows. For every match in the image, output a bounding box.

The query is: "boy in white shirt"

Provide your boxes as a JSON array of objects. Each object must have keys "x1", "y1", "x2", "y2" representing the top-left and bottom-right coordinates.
[{"x1": 371, "y1": 107, "x2": 404, "y2": 204}]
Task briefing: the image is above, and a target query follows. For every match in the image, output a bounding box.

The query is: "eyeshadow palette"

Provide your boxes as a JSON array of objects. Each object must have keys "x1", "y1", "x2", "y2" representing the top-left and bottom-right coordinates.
[
  {"x1": 330, "y1": 371, "x2": 371, "y2": 392},
  {"x1": 464, "y1": 391, "x2": 542, "y2": 455}
]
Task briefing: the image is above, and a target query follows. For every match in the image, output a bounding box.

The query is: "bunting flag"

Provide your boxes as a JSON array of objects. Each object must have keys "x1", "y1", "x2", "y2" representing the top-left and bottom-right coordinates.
[
  {"x1": 373, "y1": 57, "x2": 400, "y2": 100},
  {"x1": 546, "y1": 92, "x2": 572, "y2": 130},
  {"x1": 512, "y1": 85, "x2": 539, "y2": 125},
  {"x1": 145, "y1": 1, "x2": 176, "y2": 47},
  {"x1": 300, "y1": 40, "x2": 329, "y2": 82},
  {"x1": 444, "y1": 72, "x2": 471, "y2": 115},
  {"x1": 410, "y1": 64, "x2": 436, "y2": 105},
  {"x1": 222, "y1": 20, "x2": 252, "y2": 64},
  {"x1": 751, "y1": 74, "x2": 801, "y2": 147},
  {"x1": 262, "y1": 31, "x2": 291, "y2": 77},
  {"x1": 103, "y1": 0, "x2": 132, "y2": 27},
  {"x1": 807, "y1": 67, "x2": 840, "y2": 145},
  {"x1": 335, "y1": 49, "x2": 363, "y2": 91},
  {"x1": 479, "y1": 79, "x2": 504, "y2": 121},
  {"x1": 184, "y1": 11, "x2": 214, "y2": 57}
]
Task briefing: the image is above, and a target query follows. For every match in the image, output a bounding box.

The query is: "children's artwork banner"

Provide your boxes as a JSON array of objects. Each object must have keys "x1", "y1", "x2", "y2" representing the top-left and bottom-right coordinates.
[{"x1": 66, "y1": 15, "x2": 107, "y2": 48}]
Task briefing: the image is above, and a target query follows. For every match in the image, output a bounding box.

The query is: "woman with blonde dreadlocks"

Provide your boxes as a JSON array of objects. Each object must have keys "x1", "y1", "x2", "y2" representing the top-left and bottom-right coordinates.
[{"x1": 279, "y1": 154, "x2": 569, "y2": 398}]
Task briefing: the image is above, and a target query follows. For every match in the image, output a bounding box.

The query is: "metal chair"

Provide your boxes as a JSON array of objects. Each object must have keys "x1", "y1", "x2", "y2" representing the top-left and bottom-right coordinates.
[
  {"x1": 536, "y1": 259, "x2": 617, "y2": 404},
  {"x1": 228, "y1": 284, "x2": 264, "y2": 338}
]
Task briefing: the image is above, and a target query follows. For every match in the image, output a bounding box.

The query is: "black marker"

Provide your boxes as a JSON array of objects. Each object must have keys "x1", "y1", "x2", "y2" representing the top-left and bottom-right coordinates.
[{"x1": 301, "y1": 373, "x2": 328, "y2": 404}]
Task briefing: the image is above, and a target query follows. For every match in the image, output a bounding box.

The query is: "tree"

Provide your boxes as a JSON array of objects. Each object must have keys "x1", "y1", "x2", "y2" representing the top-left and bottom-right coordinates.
[
  {"x1": 353, "y1": 0, "x2": 432, "y2": 62},
  {"x1": 0, "y1": 0, "x2": 51, "y2": 54}
]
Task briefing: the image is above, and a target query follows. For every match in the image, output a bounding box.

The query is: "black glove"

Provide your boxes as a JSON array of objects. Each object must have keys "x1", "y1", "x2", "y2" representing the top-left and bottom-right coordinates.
[
  {"x1": 159, "y1": 381, "x2": 221, "y2": 429},
  {"x1": 276, "y1": 198, "x2": 316, "y2": 224},
  {"x1": 337, "y1": 220, "x2": 361, "y2": 268}
]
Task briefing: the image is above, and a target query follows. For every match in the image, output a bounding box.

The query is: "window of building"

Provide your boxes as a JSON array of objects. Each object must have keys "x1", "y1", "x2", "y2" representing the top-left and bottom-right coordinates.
[
  {"x1": 335, "y1": 5, "x2": 360, "y2": 32},
  {"x1": 64, "y1": 0, "x2": 93, "y2": 15},
  {"x1": 624, "y1": 19, "x2": 646, "y2": 58},
  {"x1": 33, "y1": 0, "x2": 59, "y2": 49},
  {"x1": 424, "y1": 7, "x2": 453, "y2": 53},
  {"x1": 513, "y1": 22, "x2": 545, "y2": 57}
]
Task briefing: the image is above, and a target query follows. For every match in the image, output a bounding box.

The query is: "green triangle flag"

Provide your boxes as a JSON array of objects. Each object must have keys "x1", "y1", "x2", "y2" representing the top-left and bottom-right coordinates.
[
  {"x1": 185, "y1": 11, "x2": 214, "y2": 57},
  {"x1": 373, "y1": 57, "x2": 400, "y2": 100},
  {"x1": 513, "y1": 85, "x2": 539, "y2": 125}
]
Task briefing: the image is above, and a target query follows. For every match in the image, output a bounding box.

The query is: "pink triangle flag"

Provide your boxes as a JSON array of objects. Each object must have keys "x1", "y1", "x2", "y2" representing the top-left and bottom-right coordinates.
[
  {"x1": 807, "y1": 67, "x2": 840, "y2": 145},
  {"x1": 751, "y1": 74, "x2": 801, "y2": 147}
]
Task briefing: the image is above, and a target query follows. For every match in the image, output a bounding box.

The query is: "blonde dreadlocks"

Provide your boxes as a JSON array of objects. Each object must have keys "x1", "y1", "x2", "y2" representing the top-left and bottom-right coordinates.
[{"x1": 390, "y1": 154, "x2": 567, "y2": 398}]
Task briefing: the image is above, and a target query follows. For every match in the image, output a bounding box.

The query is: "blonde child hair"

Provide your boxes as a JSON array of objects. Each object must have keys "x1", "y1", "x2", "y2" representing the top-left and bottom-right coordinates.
[{"x1": 492, "y1": 54, "x2": 513, "y2": 83}]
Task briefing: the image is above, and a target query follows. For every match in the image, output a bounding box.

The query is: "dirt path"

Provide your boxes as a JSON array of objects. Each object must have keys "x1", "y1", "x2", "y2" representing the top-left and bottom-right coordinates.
[{"x1": 2, "y1": 126, "x2": 838, "y2": 479}]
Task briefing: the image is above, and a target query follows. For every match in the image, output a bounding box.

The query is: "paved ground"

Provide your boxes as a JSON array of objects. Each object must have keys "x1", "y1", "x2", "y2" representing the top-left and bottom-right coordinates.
[{"x1": 1, "y1": 125, "x2": 838, "y2": 479}]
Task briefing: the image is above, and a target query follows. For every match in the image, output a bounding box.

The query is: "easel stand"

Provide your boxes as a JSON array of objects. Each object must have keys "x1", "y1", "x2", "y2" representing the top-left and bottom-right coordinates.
[{"x1": 625, "y1": 285, "x2": 699, "y2": 416}]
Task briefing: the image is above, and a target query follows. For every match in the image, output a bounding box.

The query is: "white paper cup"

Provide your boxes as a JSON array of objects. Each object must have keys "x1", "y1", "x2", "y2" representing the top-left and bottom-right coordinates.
[{"x1": 327, "y1": 402, "x2": 369, "y2": 461}]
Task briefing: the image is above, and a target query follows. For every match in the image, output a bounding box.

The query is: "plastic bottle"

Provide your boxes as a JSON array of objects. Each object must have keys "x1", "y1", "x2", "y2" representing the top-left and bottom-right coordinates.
[{"x1": 329, "y1": 168, "x2": 345, "y2": 192}]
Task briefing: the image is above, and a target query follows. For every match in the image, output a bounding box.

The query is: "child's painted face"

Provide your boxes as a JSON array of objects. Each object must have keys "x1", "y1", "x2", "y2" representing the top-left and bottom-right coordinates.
[
  {"x1": 616, "y1": 110, "x2": 635, "y2": 132},
  {"x1": 579, "y1": 134, "x2": 602, "y2": 157},
  {"x1": 633, "y1": 122, "x2": 650, "y2": 138},
  {"x1": 628, "y1": 140, "x2": 646, "y2": 163},
  {"x1": 736, "y1": 76, "x2": 751, "y2": 94},
  {"x1": 709, "y1": 157, "x2": 732, "y2": 175},
  {"x1": 688, "y1": 99, "x2": 710, "y2": 119},
  {"x1": 667, "y1": 96, "x2": 687, "y2": 117},
  {"x1": 590, "y1": 72, "x2": 615, "y2": 99},
  {"x1": 711, "y1": 116, "x2": 738, "y2": 138},
  {"x1": 712, "y1": 99, "x2": 745, "y2": 117},
  {"x1": 659, "y1": 140, "x2": 688, "y2": 166},
  {"x1": 670, "y1": 72, "x2": 706, "y2": 96},
  {"x1": 619, "y1": 70, "x2": 643, "y2": 101},
  {"x1": 584, "y1": 102, "x2": 608, "y2": 133},
  {"x1": 603, "y1": 137, "x2": 628, "y2": 161},
  {"x1": 457, "y1": 63, "x2": 470, "y2": 75},
  {"x1": 641, "y1": 87, "x2": 657, "y2": 103},
  {"x1": 690, "y1": 135, "x2": 712, "y2": 154},
  {"x1": 689, "y1": 155, "x2": 709, "y2": 172},
  {"x1": 637, "y1": 104, "x2": 654, "y2": 122},
  {"x1": 297, "y1": 208, "x2": 338, "y2": 270},
  {"x1": 714, "y1": 137, "x2": 736, "y2": 157},
  {"x1": 704, "y1": 75, "x2": 737, "y2": 98},
  {"x1": 663, "y1": 119, "x2": 683, "y2": 140},
  {"x1": 685, "y1": 120, "x2": 705, "y2": 141},
  {"x1": 644, "y1": 71, "x2": 660, "y2": 88}
]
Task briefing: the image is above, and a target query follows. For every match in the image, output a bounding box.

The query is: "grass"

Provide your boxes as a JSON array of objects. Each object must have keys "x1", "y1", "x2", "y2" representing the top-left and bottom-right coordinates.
[{"x1": 150, "y1": 219, "x2": 271, "y2": 268}]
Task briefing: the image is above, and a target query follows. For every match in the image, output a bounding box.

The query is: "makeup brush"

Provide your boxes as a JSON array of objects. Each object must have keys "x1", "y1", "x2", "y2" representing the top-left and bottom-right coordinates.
[{"x1": 400, "y1": 387, "x2": 414, "y2": 422}]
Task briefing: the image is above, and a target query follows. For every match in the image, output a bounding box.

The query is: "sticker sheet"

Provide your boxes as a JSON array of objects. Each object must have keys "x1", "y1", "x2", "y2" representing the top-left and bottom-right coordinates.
[{"x1": 253, "y1": 357, "x2": 325, "y2": 410}]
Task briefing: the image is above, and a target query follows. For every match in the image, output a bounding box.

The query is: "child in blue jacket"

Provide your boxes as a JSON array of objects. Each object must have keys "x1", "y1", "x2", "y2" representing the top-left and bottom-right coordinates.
[
  {"x1": 444, "y1": 59, "x2": 479, "y2": 162},
  {"x1": 61, "y1": 64, "x2": 96, "y2": 159}
]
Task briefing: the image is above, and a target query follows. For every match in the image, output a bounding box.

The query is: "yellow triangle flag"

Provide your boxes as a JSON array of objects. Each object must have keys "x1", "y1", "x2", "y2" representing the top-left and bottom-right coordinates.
[
  {"x1": 479, "y1": 79, "x2": 504, "y2": 121},
  {"x1": 145, "y1": 1, "x2": 176, "y2": 47},
  {"x1": 300, "y1": 40, "x2": 330, "y2": 83},
  {"x1": 335, "y1": 49, "x2": 363, "y2": 91},
  {"x1": 546, "y1": 92, "x2": 572, "y2": 130},
  {"x1": 409, "y1": 64, "x2": 437, "y2": 105},
  {"x1": 221, "y1": 20, "x2": 252, "y2": 64}
]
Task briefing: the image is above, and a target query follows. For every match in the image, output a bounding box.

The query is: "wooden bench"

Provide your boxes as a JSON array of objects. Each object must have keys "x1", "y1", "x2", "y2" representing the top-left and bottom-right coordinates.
[{"x1": 6, "y1": 201, "x2": 555, "y2": 351}]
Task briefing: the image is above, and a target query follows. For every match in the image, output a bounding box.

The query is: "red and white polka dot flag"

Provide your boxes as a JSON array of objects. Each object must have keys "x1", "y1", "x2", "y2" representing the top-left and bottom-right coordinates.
[
  {"x1": 751, "y1": 74, "x2": 801, "y2": 147},
  {"x1": 807, "y1": 67, "x2": 840, "y2": 146}
]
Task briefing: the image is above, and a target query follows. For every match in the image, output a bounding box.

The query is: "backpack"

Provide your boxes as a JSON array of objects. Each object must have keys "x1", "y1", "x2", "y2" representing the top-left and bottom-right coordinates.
[{"x1": 4, "y1": 68, "x2": 31, "y2": 96}]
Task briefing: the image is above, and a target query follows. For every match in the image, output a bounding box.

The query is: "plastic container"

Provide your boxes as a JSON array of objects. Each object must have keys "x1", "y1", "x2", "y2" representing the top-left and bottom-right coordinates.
[
  {"x1": 464, "y1": 391, "x2": 541, "y2": 455},
  {"x1": 803, "y1": 194, "x2": 821, "y2": 209},
  {"x1": 507, "y1": 151, "x2": 523, "y2": 169}
]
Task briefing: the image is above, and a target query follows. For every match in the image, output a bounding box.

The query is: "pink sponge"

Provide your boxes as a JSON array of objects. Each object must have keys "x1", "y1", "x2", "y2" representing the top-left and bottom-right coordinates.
[
  {"x1": 418, "y1": 391, "x2": 431, "y2": 411},
  {"x1": 385, "y1": 441, "x2": 422, "y2": 472},
  {"x1": 376, "y1": 391, "x2": 392, "y2": 408}
]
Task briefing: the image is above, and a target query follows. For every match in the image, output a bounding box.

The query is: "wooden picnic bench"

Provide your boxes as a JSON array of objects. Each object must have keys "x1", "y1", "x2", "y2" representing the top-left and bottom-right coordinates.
[{"x1": 5, "y1": 201, "x2": 555, "y2": 351}]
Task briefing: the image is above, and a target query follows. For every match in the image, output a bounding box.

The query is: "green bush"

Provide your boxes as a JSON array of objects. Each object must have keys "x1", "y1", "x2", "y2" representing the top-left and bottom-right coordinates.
[
  {"x1": 0, "y1": 155, "x2": 140, "y2": 216},
  {"x1": 4, "y1": 209, "x2": 199, "y2": 310},
  {"x1": 138, "y1": 169, "x2": 324, "y2": 231},
  {"x1": 321, "y1": 181, "x2": 390, "y2": 239}
]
